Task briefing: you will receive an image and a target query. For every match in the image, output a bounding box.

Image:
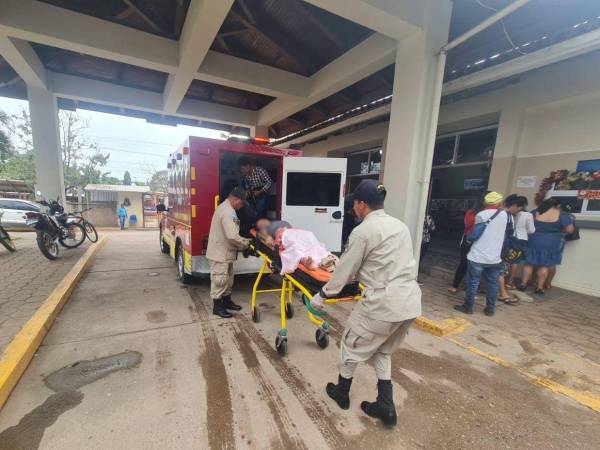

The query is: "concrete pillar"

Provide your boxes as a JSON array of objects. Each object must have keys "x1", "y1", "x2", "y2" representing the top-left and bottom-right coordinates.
[
  {"x1": 28, "y1": 86, "x2": 65, "y2": 204},
  {"x1": 381, "y1": 0, "x2": 452, "y2": 254}
]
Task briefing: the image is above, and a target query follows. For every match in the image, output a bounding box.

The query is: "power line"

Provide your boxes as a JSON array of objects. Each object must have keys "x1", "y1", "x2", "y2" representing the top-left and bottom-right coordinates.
[
  {"x1": 96, "y1": 145, "x2": 168, "y2": 157},
  {"x1": 90, "y1": 135, "x2": 178, "y2": 147}
]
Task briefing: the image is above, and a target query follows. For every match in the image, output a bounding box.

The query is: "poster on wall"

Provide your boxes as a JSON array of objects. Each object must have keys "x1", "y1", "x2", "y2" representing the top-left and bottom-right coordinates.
[{"x1": 516, "y1": 175, "x2": 537, "y2": 188}]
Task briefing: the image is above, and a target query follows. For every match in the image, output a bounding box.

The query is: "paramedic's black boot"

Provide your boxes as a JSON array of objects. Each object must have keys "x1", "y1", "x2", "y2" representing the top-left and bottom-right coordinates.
[
  {"x1": 212, "y1": 299, "x2": 233, "y2": 318},
  {"x1": 222, "y1": 294, "x2": 242, "y2": 311},
  {"x1": 326, "y1": 375, "x2": 352, "y2": 410},
  {"x1": 361, "y1": 379, "x2": 397, "y2": 427}
]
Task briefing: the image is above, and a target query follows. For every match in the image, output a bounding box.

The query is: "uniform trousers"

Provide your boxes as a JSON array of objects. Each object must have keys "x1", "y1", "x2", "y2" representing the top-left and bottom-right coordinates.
[
  {"x1": 209, "y1": 260, "x2": 234, "y2": 299},
  {"x1": 339, "y1": 307, "x2": 414, "y2": 380}
]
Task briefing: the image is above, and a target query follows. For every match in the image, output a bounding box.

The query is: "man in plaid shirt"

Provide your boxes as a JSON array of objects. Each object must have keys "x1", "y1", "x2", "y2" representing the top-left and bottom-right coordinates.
[{"x1": 239, "y1": 156, "x2": 273, "y2": 219}]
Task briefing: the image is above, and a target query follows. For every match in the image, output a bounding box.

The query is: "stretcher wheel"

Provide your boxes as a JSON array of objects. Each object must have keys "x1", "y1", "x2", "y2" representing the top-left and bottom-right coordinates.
[
  {"x1": 285, "y1": 302, "x2": 294, "y2": 319},
  {"x1": 275, "y1": 335, "x2": 288, "y2": 357},
  {"x1": 315, "y1": 328, "x2": 329, "y2": 349},
  {"x1": 252, "y1": 307, "x2": 261, "y2": 323}
]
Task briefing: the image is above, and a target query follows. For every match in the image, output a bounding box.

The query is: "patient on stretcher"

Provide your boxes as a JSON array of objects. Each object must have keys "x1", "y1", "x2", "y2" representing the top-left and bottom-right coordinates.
[{"x1": 256, "y1": 219, "x2": 339, "y2": 274}]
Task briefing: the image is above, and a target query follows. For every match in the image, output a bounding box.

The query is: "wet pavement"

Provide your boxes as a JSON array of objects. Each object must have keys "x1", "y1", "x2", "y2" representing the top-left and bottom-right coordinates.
[
  {"x1": 0, "y1": 232, "x2": 90, "y2": 353},
  {"x1": 0, "y1": 231, "x2": 599, "y2": 449}
]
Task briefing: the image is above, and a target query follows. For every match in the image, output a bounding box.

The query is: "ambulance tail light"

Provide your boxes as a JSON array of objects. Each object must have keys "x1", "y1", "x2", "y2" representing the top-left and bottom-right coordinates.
[{"x1": 253, "y1": 137, "x2": 270, "y2": 145}]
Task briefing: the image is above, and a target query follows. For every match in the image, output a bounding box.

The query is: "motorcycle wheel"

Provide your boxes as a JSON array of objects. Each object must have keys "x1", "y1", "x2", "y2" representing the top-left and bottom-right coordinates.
[
  {"x1": 59, "y1": 223, "x2": 86, "y2": 248},
  {"x1": 0, "y1": 227, "x2": 16, "y2": 252},
  {"x1": 37, "y1": 231, "x2": 59, "y2": 260},
  {"x1": 84, "y1": 221, "x2": 99, "y2": 243}
]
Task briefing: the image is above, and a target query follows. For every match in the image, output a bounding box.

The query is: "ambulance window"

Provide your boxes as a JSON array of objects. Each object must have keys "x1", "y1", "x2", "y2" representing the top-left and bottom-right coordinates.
[{"x1": 286, "y1": 172, "x2": 341, "y2": 206}]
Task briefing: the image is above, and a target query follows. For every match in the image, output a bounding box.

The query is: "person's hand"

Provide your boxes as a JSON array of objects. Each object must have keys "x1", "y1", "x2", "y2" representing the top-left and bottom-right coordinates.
[{"x1": 310, "y1": 292, "x2": 325, "y2": 311}]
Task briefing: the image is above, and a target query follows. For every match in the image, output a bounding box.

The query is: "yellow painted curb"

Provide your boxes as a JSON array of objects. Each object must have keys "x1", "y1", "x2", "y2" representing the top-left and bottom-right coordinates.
[
  {"x1": 0, "y1": 236, "x2": 108, "y2": 410},
  {"x1": 415, "y1": 316, "x2": 470, "y2": 336}
]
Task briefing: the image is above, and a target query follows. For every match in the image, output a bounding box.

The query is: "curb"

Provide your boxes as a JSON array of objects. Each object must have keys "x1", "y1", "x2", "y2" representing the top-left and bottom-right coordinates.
[
  {"x1": 0, "y1": 236, "x2": 108, "y2": 410},
  {"x1": 415, "y1": 316, "x2": 470, "y2": 336}
]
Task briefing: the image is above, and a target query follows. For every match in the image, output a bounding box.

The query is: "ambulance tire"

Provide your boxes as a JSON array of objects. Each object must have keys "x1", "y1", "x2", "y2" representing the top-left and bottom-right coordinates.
[
  {"x1": 159, "y1": 230, "x2": 170, "y2": 254},
  {"x1": 176, "y1": 244, "x2": 193, "y2": 284}
]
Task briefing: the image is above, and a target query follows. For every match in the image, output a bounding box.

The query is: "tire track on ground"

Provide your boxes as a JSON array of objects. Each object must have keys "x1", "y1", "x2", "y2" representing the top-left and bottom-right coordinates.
[
  {"x1": 188, "y1": 287, "x2": 235, "y2": 450},
  {"x1": 231, "y1": 325, "x2": 308, "y2": 450}
]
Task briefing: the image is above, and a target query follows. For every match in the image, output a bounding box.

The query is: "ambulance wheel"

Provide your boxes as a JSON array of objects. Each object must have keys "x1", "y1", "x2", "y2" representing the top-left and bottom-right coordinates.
[
  {"x1": 285, "y1": 302, "x2": 294, "y2": 319},
  {"x1": 176, "y1": 245, "x2": 192, "y2": 284},
  {"x1": 315, "y1": 328, "x2": 329, "y2": 349},
  {"x1": 275, "y1": 335, "x2": 288, "y2": 357},
  {"x1": 252, "y1": 307, "x2": 261, "y2": 323},
  {"x1": 159, "y1": 230, "x2": 169, "y2": 254}
]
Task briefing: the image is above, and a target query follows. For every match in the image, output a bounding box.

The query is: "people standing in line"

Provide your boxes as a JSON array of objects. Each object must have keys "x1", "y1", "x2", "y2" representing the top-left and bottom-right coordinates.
[
  {"x1": 239, "y1": 157, "x2": 273, "y2": 220},
  {"x1": 206, "y1": 188, "x2": 251, "y2": 318},
  {"x1": 417, "y1": 213, "x2": 435, "y2": 284},
  {"x1": 448, "y1": 195, "x2": 485, "y2": 293},
  {"x1": 519, "y1": 198, "x2": 575, "y2": 295},
  {"x1": 497, "y1": 195, "x2": 527, "y2": 305},
  {"x1": 506, "y1": 196, "x2": 535, "y2": 289},
  {"x1": 310, "y1": 180, "x2": 421, "y2": 427},
  {"x1": 454, "y1": 192, "x2": 507, "y2": 317},
  {"x1": 117, "y1": 204, "x2": 128, "y2": 230}
]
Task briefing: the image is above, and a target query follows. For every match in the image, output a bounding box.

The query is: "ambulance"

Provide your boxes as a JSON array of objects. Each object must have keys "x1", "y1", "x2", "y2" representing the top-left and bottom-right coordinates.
[{"x1": 157, "y1": 136, "x2": 347, "y2": 282}]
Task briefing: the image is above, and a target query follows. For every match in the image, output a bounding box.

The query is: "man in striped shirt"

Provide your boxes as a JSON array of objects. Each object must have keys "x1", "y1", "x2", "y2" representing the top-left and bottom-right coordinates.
[{"x1": 239, "y1": 156, "x2": 273, "y2": 219}]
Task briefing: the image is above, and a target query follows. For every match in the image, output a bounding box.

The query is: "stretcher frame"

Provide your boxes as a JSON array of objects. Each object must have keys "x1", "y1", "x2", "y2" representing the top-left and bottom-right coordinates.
[{"x1": 248, "y1": 242, "x2": 361, "y2": 356}]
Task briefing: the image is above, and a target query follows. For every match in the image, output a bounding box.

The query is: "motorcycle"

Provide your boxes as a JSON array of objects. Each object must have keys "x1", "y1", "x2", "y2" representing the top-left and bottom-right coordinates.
[
  {"x1": 25, "y1": 197, "x2": 86, "y2": 260},
  {"x1": 0, "y1": 210, "x2": 16, "y2": 253}
]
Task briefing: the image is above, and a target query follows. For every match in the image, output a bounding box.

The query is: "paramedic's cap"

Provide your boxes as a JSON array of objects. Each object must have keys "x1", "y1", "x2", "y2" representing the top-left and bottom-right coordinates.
[
  {"x1": 229, "y1": 187, "x2": 246, "y2": 200},
  {"x1": 484, "y1": 191, "x2": 503, "y2": 205},
  {"x1": 351, "y1": 180, "x2": 387, "y2": 206}
]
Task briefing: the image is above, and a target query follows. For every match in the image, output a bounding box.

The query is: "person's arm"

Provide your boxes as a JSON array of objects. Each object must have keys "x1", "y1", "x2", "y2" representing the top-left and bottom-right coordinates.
[
  {"x1": 222, "y1": 214, "x2": 249, "y2": 249},
  {"x1": 526, "y1": 213, "x2": 535, "y2": 235},
  {"x1": 560, "y1": 212, "x2": 575, "y2": 234},
  {"x1": 259, "y1": 168, "x2": 273, "y2": 193},
  {"x1": 321, "y1": 233, "x2": 366, "y2": 297}
]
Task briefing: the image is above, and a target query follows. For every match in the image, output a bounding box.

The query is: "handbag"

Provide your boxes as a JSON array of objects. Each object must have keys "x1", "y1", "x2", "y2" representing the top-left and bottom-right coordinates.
[
  {"x1": 502, "y1": 214, "x2": 525, "y2": 263},
  {"x1": 564, "y1": 213, "x2": 580, "y2": 241},
  {"x1": 467, "y1": 209, "x2": 501, "y2": 243}
]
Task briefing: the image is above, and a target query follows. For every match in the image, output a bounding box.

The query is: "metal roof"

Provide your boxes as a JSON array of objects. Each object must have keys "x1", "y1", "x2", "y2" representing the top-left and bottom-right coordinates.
[{"x1": 85, "y1": 184, "x2": 150, "y2": 193}]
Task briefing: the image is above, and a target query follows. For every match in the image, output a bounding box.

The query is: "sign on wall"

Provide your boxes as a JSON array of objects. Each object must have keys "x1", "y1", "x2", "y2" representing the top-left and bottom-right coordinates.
[
  {"x1": 516, "y1": 175, "x2": 537, "y2": 188},
  {"x1": 464, "y1": 178, "x2": 485, "y2": 191}
]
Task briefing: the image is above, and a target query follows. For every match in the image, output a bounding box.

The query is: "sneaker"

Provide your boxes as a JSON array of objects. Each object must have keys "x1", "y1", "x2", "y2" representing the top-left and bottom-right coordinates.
[
  {"x1": 453, "y1": 304, "x2": 473, "y2": 315},
  {"x1": 483, "y1": 306, "x2": 495, "y2": 317}
]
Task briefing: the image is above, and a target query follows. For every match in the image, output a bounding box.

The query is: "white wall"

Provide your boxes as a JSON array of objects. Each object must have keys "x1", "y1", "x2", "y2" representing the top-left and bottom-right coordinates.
[{"x1": 298, "y1": 50, "x2": 600, "y2": 297}]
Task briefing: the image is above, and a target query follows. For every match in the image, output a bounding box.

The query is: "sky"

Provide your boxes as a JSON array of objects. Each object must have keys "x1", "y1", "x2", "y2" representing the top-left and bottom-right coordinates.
[{"x1": 0, "y1": 97, "x2": 225, "y2": 184}]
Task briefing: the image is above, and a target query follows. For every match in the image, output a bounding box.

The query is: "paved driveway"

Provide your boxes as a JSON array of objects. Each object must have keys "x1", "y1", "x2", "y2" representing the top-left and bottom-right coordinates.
[
  {"x1": 0, "y1": 232, "x2": 89, "y2": 353},
  {"x1": 0, "y1": 231, "x2": 599, "y2": 449}
]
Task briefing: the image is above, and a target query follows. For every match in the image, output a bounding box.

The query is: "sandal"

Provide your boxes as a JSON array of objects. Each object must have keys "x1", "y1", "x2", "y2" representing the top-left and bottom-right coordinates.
[
  {"x1": 533, "y1": 288, "x2": 545, "y2": 296},
  {"x1": 498, "y1": 296, "x2": 520, "y2": 305},
  {"x1": 447, "y1": 287, "x2": 458, "y2": 294},
  {"x1": 505, "y1": 283, "x2": 515, "y2": 289},
  {"x1": 517, "y1": 285, "x2": 527, "y2": 292}
]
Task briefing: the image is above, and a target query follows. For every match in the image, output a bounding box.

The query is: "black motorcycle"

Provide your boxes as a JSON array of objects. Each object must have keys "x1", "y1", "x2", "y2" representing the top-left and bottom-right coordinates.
[
  {"x1": 0, "y1": 211, "x2": 16, "y2": 253},
  {"x1": 26, "y1": 199, "x2": 86, "y2": 260}
]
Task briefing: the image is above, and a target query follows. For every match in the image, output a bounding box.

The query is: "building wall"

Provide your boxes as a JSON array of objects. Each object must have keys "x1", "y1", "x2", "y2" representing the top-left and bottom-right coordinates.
[
  {"x1": 117, "y1": 192, "x2": 144, "y2": 228},
  {"x1": 298, "y1": 50, "x2": 600, "y2": 296}
]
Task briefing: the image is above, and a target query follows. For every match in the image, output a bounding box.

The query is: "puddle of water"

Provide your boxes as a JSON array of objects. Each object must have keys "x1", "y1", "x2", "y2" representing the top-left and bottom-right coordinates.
[
  {"x1": 44, "y1": 351, "x2": 143, "y2": 392},
  {"x1": 0, "y1": 391, "x2": 83, "y2": 450}
]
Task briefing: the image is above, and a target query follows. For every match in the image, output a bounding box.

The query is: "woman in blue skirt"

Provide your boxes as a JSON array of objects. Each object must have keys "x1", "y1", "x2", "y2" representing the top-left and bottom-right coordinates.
[{"x1": 519, "y1": 198, "x2": 575, "y2": 295}]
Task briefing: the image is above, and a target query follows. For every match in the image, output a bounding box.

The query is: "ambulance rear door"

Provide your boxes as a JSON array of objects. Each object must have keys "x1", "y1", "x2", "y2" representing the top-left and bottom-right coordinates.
[{"x1": 281, "y1": 157, "x2": 347, "y2": 252}]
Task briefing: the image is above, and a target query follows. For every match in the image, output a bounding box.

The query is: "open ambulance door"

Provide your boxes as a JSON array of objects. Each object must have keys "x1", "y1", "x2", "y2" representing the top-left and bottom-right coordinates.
[{"x1": 281, "y1": 157, "x2": 347, "y2": 253}]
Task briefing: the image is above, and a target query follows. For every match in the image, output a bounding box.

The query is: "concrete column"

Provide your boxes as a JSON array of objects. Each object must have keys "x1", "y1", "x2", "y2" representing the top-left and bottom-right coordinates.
[
  {"x1": 381, "y1": 0, "x2": 452, "y2": 253},
  {"x1": 27, "y1": 86, "x2": 65, "y2": 204}
]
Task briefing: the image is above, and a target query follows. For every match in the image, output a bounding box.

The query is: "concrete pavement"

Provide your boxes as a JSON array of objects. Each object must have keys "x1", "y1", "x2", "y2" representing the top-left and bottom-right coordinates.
[{"x1": 0, "y1": 230, "x2": 599, "y2": 449}]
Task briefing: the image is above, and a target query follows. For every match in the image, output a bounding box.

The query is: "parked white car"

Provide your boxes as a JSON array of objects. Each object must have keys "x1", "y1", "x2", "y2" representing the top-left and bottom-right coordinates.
[{"x1": 0, "y1": 199, "x2": 46, "y2": 229}]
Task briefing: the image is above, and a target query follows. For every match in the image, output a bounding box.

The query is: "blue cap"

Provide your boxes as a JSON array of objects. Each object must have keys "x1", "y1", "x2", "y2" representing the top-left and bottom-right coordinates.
[{"x1": 351, "y1": 179, "x2": 386, "y2": 206}]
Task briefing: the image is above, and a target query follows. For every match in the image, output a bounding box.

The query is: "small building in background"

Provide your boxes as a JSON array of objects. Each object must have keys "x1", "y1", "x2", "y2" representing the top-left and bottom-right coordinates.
[
  {"x1": 84, "y1": 184, "x2": 153, "y2": 228},
  {"x1": 0, "y1": 179, "x2": 33, "y2": 199}
]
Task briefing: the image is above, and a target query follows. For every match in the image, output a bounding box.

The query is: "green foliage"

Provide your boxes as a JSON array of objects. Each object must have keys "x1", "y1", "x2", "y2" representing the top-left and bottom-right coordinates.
[
  {"x1": 148, "y1": 169, "x2": 168, "y2": 193},
  {"x1": 123, "y1": 170, "x2": 132, "y2": 185}
]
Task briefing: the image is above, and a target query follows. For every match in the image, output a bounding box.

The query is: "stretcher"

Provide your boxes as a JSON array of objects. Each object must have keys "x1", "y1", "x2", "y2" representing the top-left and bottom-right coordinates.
[{"x1": 246, "y1": 231, "x2": 362, "y2": 356}]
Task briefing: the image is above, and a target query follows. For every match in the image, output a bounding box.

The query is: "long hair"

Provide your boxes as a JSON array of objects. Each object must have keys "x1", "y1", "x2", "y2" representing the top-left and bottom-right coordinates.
[{"x1": 537, "y1": 197, "x2": 561, "y2": 215}]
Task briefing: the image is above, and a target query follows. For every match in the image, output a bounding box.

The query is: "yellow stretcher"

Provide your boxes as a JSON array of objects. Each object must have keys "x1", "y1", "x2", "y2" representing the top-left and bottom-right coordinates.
[{"x1": 247, "y1": 237, "x2": 362, "y2": 356}]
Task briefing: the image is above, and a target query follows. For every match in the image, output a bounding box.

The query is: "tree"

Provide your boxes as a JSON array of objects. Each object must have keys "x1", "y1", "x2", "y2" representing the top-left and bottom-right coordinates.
[
  {"x1": 148, "y1": 169, "x2": 168, "y2": 193},
  {"x1": 0, "y1": 109, "x2": 14, "y2": 164},
  {"x1": 123, "y1": 170, "x2": 132, "y2": 185},
  {"x1": 0, "y1": 108, "x2": 114, "y2": 193},
  {"x1": 0, "y1": 108, "x2": 34, "y2": 185}
]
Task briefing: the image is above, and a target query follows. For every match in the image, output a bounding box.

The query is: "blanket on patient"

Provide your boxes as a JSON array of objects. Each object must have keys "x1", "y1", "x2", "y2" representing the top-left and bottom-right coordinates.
[{"x1": 278, "y1": 228, "x2": 331, "y2": 275}]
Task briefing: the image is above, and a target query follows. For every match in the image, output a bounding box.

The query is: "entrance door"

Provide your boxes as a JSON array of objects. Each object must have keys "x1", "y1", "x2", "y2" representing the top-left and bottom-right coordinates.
[{"x1": 282, "y1": 157, "x2": 347, "y2": 252}]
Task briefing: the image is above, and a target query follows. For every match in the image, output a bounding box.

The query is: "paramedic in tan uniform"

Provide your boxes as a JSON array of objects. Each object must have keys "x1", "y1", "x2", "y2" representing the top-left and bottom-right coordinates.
[
  {"x1": 206, "y1": 187, "x2": 250, "y2": 319},
  {"x1": 311, "y1": 179, "x2": 421, "y2": 427}
]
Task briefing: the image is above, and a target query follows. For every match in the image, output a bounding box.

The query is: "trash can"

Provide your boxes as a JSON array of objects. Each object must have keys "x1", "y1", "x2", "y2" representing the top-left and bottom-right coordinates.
[{"x1": 129, "y1": 214, "x2": 138, "y2": 227}]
